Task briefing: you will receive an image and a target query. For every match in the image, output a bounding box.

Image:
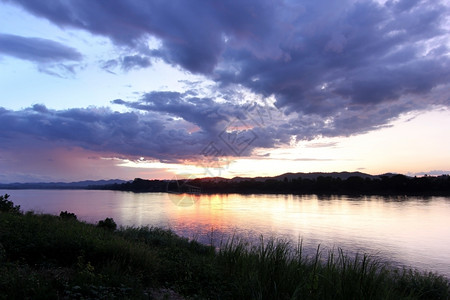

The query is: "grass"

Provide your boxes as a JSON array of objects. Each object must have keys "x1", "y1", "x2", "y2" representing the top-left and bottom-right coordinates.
[
  {"x1": 215, "y1": 237, "x2": 449, "y2": 300},
  {"x1": 0, "y1": 195, "x2": 449, "y2": 299}
]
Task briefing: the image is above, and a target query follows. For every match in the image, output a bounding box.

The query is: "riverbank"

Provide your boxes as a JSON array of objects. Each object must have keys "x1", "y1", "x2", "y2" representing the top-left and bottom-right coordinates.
[
  {"x1": 93, "y1": 174, "x2": 450, "y2": 197},
  {"x1": 0, "y1": 195, "x2": 449, "y2": 299}
]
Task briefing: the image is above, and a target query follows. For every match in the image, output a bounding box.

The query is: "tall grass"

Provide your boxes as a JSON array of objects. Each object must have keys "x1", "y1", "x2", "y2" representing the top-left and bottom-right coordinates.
[
  {"x1": 216, "y1": 236, "x2": 449, "y2": 299},
  {"x1": 1, "y1": 204, "x2": 449, "y2": 299}
]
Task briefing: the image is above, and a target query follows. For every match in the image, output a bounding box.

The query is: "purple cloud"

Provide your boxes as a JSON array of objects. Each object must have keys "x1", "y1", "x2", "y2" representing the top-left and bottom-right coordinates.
[
  {"x1": 1, "y1": 0, "x2": 449, "y2": 163},
  {"x1": 7, "y1": 1, "x2": 449, "y2": 108},
  {"x1": 0, "y1": 33, "x2": 83, "y2": 77},
  {"x1": 0, "y1": 33, "x2": 82, "y2": 63}
]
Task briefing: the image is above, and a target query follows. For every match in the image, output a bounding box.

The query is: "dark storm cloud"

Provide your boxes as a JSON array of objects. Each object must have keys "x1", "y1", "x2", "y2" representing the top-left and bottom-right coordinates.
[
  {"x1": 3, "y1": 0, "x2": 450, "y2": 159},
  {"x1": 6, "y1": 0, "x2": 275, "y2": 73},
  {"x1": 120, "y1": 91, "x2": 230, "y2": 132},
  {"x1": 8, "y1": 0, "x2": 450, "y2": 108},
  {"x1": 0, "y1": 33, "x2": 82, "y2": 62},
  {"x1": 113, "y1": 90, "x2": 303, "y2": 151},
  {"x1": 0, "y1": 105, "x2": 206, "y2": 161},
  {"x1": 111, "y1": 92, "x2": 287, "y2": 156},
  {"x1": 0, "y1": 97, "x2": 287, "y2": 163},
  {"x1": 215, "y1": 0, "x2": 450, "y2": 115},
  {"x1": 109, "y1": 89, "x2": 416, "y2": 155}
]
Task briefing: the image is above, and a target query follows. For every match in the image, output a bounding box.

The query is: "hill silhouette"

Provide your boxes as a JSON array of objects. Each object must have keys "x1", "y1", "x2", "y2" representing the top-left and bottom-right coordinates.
[{"x1": 0, "y1": 179, "x2": 127, "y2": 190}]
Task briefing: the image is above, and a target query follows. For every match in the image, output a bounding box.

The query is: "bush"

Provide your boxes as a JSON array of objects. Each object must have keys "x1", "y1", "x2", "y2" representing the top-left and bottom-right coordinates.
[
  {"x1": 0, "y1": 194, "x2": 21, "y2": 214},
  {"x1": 97, "y1": 218, "x2": 117, "y2": 231},
  {"x1": 60, "y1": 211, "x2": 77, "y2": 220}
]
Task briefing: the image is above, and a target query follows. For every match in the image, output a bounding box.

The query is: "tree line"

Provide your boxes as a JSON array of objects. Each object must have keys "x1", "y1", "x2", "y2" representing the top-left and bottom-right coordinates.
[{"x1": 91, "y1": 174, "x2": 450, "y2": 196}]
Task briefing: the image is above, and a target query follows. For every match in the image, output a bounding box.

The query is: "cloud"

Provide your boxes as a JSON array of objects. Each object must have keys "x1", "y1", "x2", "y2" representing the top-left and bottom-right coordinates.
[
  {"x1": 0, "y1": 96, "x2": 290, "y2": 168},
  {"x1": 407, "y1": 170, "x2": 450, "y2": 177},
  {"x1": 121, "y1": 55, "x2": 151, "y2": 70},
  {"x1": 0, "y1": 33, "x2": 83, "y2": 77},
  {"x1": 7, "y1": 0, "x2": 276, "y2": 74},
  {"x1": 101, "y1": 55, "x2": 152, "y2": 73},
  {"x1": 216, "y1": 1, "x2": 450, "y2": 116},
  {"x1": 0, "y1": 33, "x2": 82, "y2": 62},
  {"x1": 10, "y1": 0, "x2": 450, "y2": 116},
  {"x1": 0, "y1": 104, "x2": 229, "y2": 162},
  {"x1": 109, "y1": 87, "x2": 442, "y2": 154},
  {"x1": 9, "y1": 0, "x2": 448, "y2": 116},
  {"x1": 305, "y1": 142, "x2": 339, "y2": 148},
  {"x1": 2, "y1": 0, "x2": 450, "y2": 165}
]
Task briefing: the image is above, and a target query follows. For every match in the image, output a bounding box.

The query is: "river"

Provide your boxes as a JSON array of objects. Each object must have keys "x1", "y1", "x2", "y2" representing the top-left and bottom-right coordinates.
[{"x1": 2, "y1": 189, "x2": 449, "y2": 278}]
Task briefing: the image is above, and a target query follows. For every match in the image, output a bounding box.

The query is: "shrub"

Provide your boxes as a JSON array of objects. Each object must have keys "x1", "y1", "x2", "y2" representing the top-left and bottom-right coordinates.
[
  {"x1": 97, "y1": 217, "x2": 117, "y2": 231},
  {"x1": 0, "y1": 194, "x2": 21, "y2": 214},
  {"x1": 59, "y1": 211, "x2": 77, "y2": 220}
]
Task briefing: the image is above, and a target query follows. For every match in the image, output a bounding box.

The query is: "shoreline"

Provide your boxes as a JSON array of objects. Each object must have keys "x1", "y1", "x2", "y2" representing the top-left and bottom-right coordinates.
[{"x1": 2, "y1": 187, "x2": 450, "y2": 197}]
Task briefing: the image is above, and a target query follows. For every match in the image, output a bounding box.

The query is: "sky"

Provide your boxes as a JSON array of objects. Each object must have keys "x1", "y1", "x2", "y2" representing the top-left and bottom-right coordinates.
[{"x1": 0, "y1": 0, "x2": 449, "y2": 183}]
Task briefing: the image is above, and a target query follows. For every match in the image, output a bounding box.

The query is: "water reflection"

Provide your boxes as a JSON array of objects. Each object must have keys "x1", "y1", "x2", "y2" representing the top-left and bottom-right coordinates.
[{"x1": 2, "y1": 189, "x2": 449, "y2": 278}]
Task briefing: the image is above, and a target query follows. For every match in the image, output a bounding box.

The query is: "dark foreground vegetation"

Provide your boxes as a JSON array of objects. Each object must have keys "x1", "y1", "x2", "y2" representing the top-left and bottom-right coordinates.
[
  {"x1": 98, "y1": 173, "x2": 450, "y2": 196},
  {"x1": 1, "y1": 195, "x2": 449, "y2": 299}
]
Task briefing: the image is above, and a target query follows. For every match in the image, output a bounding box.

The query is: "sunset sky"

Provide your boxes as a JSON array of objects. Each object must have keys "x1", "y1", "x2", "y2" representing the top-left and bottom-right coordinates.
[{"x1": 1, "y1": 0, "x2": 449, "y2": 183}]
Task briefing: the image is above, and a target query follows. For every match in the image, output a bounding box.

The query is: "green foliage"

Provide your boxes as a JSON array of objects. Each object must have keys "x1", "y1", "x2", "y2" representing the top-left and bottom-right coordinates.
[
  {"x1": 0, "y1": 195, "x2": 449, "y2": 299},
  {"x1": 0, "y1": 194, "x2": 21, "y2": 214},
  {"x1": 97, "y1": 217, "x2": 117, "y2": 231}
]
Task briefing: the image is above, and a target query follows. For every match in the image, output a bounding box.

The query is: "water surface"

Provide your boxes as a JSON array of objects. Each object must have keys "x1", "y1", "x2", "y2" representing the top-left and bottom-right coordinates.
[{"x1": 2, "y1": 189, "x2": 449, "y2": 278}]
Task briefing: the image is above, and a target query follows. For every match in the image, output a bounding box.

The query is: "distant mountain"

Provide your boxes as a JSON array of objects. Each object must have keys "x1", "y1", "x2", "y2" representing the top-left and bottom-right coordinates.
[
  {"x1": 0, "y1": 173, "x2": 401, "y2": 190},
  {"x1": 0, "y1": 173, "x2": 402, "y2": 190},
  {"x1": 0, "y1": 179, "x2": 128, "y2": 190}
]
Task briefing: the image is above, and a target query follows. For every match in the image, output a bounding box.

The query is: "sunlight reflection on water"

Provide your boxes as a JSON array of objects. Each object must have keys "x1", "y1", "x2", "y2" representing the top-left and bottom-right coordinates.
[{"x1": 2, "y1": 190, "x2": 450, "y2": 278}]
